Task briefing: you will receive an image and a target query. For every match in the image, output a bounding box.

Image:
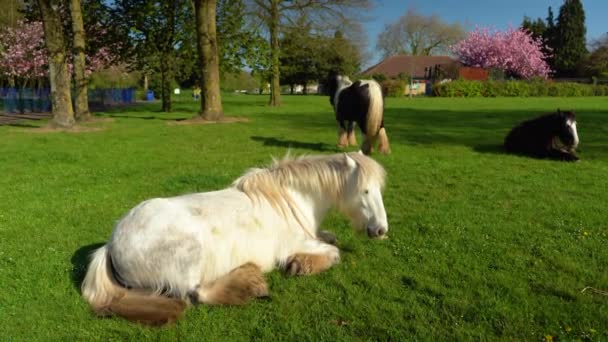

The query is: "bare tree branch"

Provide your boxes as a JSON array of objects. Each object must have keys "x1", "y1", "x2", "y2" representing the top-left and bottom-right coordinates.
[{"x1": 376, "y1": 8, "x2": 465, "y2": 58}]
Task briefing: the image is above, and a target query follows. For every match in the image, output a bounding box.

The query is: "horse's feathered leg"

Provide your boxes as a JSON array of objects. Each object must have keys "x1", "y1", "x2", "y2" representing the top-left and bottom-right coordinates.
[
  {"x1": 284, "y1": 239, "x2": 340, "y2": 276},
  {"x1": 347, "y1": 121, "x2": 357, "y2": 146},
  {"x1": 547, "y1": 148, "x2": 579, "y2": 162},
  {"x1": 361, "y1": 135, "x2": 373, "y2": 155},
  {"x1": 337, "y1": 121, "x2": 348, "y2": 148},
  {"x1": 193, "y1": 263, "x2": 268, "y2": 305},
  {"x1": 376, "y1": 127, "x2": 391, "y2": 154}
]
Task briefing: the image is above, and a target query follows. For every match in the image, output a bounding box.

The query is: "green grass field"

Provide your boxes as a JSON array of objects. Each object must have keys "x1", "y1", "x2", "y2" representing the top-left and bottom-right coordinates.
[{"x1": 1, "y1": 94, "x2": 607, "y2": 340}]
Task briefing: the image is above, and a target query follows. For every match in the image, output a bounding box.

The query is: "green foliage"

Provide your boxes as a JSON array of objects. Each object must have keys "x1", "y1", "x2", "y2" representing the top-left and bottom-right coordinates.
[
  {"x1": 396, "y1": 72, "x2": 410, "y2": 82},
  {"x1": 1, "y1": 95, "x2": 607, "y2": 340},
  {"x1": 220, "y1": 71, "x2": 259, "y2": 92},
  {"x1": 279, "y1": 17, "x2": 318, "y2": 89},
  {"x1": 111, "y1": 0, "x2": 194, "y2": 111},
  {"x1": 586, "y1": 42, "x2": 608, "y2": 77},
  {"x1": 217, "y1": 0, "x2": 268, "y2": 76},
  {"x1": 88, "y1": 65, "x2": 141, "y2": 89},
  {"x1": 317, "y1": 30, "x2": 361, "y2": 79},
  {"x1": 432, "y1": 80, "x2": 483, "y2": 97},
  {"x1": 279, "y1": 22, "x2": 361, "y2": 89},
  {"x1": 380, "y1": 79, "x2": 406, "y2": 97},
  {"x1": 0, "y1": 0, "x2": 23, "y2": 28},
  {"x1": 371, "y1": 73, "x2": 387, "y2": 82},
  {"x1": 553, "y1": 0, "x2": 588, "y2": 76},
  {"x1": 521, "y1": 15, "x2": 547, "y2": 40},
  {"x1": 433, "y1": 79, "x2": 608, "y2": 97}
]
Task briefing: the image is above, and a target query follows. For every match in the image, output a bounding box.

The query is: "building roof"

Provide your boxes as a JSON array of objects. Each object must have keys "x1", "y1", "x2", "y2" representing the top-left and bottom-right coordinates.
[{"x1": 362, "y1": 55, "x2": 460, "y2": 79}]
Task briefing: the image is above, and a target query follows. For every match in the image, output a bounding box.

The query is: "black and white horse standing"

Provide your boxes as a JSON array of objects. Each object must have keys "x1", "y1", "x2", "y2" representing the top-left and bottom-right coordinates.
[
  {"x1": 327, "y1": 75, "x2": 390, "y2": 155},
  {"x1": 504, "y1": 109, "x2": 579, "y2": 161}
]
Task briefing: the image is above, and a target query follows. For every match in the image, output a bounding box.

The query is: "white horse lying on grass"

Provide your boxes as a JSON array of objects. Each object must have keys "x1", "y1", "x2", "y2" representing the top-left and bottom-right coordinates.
[{"x1": 82, "y1": 152, "x2": 388, "y2": 325}]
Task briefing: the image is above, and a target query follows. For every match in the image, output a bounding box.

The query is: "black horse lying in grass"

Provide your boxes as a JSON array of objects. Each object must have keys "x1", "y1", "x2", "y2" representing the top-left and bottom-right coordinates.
[{"x1": 504, "y1": 109, "x2": 579, "y2": 161}]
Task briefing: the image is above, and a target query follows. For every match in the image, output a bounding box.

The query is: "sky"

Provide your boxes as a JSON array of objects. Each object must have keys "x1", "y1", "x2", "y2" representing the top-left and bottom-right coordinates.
[{"x1": 363, "y1": 0, "x2": 607, "y2": 67}]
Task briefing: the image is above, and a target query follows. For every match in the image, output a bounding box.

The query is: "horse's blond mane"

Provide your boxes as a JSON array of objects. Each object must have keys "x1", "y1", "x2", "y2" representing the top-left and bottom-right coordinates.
[{"x1": 232, "y1": 152, "x2": 386, "y2": 232}]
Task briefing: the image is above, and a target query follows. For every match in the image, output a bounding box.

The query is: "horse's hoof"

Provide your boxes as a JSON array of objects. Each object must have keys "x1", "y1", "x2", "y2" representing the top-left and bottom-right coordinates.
[
  {"x1": 318, "y1": 230, "x2": 337, "y2": 245},
  {"x1": 286, "y1": 257, "x2": 302, "y2": 276}
]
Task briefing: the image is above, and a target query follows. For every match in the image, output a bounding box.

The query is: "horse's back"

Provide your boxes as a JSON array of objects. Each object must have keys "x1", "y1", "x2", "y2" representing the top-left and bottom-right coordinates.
[
  {"x1": 336, "y1": 81, "x2": 371, "y2": 125},
  {"x1": 504, "y1": 116, "x2": 555, "y2": 155}
]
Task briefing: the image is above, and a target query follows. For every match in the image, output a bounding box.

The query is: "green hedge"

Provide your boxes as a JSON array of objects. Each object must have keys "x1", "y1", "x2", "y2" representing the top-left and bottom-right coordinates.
[
  {"x1": 433, "y1": 80, "x2": 608, "y2": 97},
  {"x1": 380, "y1": 79, "x2": 407, "y2": 97}
]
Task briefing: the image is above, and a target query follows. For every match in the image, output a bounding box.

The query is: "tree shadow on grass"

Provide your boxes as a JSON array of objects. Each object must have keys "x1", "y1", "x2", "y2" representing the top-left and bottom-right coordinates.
[
  {"x1": 7, "y1": 122, "x2": 42, "y2": 128},
  {"x1": 70, "y1": 242, "x2": 105, "y2": 291},
  {"x1": 251, "y1": 136, "x2": 339, "y2": 152},
  {"x1": 107, "y1": 114, "x2": 158, "y2": 120}
]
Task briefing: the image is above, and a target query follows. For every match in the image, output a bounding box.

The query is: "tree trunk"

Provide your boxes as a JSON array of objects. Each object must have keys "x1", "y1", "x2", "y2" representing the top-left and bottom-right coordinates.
[
  {"x1": 268, "y1": 0, "x2": 281, "y2": 106},
  {"x1": 160, "y1": 61, "x2": 171, "y2": 112},
  {"x1": 70, "y1": 0, "x2": 90, "y2": 121},
  {"x1": 194, "y1": 0, "x2": 223, "y2": 120},
  {"x1": 38, "y1": 0, "x2": 75, "y2": 128},
  {"x1": 143, "y1": 74, "x2": 148, "y2": 100}
]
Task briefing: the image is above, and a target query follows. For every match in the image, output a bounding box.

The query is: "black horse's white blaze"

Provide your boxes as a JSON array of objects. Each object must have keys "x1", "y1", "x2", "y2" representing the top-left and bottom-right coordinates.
[{"x1": 504, "y1": 109, "x2": 580, "y2": 161}]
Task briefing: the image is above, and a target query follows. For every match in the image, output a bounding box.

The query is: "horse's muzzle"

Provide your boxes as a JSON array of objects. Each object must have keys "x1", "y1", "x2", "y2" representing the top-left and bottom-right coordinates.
[{"x1": 367, "y1": 225, "x2": 387, "y2": 239}]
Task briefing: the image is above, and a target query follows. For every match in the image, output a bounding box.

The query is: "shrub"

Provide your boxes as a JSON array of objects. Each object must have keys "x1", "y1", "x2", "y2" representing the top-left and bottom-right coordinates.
[
  {"x1": 593, "y1": 85, "x2": 608, "y2": 96},
  {"x1": 433, "y1": 80, "x2": 605, "y2": 97},
  {"x1": 432, "y1": 80, "x2": 482, "y2": 97},
  {"x1": 381, "y1": 80, "x2": 406, "y2": 97},
  {"x1": 481, "y1": 80, "x2": 502, "y2": 97},
  {"x1": 503, "y1": 81, "x2": 529, "y2": 97},
  {"x1": 371, "y1": 73, "x2": 387, "y2": 82},
  {"x1": 89, "y1": 65, "x2": 141, "y2": 90}
]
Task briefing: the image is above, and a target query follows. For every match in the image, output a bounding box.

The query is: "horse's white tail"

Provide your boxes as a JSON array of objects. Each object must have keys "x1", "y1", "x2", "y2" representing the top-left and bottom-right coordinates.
[
  {"x1": 363, "y1": 80, "x2": 390, "y2": 155},
  {"x1": 365, "y1": 80, "x2": 383, "y2": 140},
  {"x1": 81, "y1": 245, "x2": 187, "y2": 326}
]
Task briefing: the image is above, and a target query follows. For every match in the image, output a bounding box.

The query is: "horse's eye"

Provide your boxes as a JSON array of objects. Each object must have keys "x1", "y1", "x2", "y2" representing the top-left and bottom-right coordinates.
[{"x1": 364, "y1": 189, "x2": 369, "y2": 195}]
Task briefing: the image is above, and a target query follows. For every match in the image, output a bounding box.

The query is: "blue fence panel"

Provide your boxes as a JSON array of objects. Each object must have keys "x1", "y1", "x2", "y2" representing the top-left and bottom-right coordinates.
[
  {"x1": 3, "y1": 88, "x2": 18, "y2": 114},
  {"x1": 1, "y1": 87, "x2": 52, "y2": 114},
  {"x1": 2, "y1": 87, "x2": 136, "y2": 114}
]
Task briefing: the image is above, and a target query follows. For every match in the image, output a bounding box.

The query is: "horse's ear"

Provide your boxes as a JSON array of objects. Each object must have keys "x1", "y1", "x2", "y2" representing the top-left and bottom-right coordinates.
[
  {"x1": 344, "y1": 153, "x2": 357, "y2": 170},
  {"x1": 357, "y1": 150, "x2": 364, "y2": 155}
]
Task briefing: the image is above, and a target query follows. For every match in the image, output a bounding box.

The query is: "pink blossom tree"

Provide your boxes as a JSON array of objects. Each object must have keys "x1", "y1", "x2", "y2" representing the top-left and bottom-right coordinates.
[
  {"x1": 0, "y1": 20, "x2": 48, "y2": 87},
  {"x1": 86, "y1": 47, "x2": 114, "y2": 76},
  {"x1": 452, "y1": 27, "x2": 552, "y2": 79},
  {"x1": 0, "y1": 20, "x2": 116, "y2": 87}
]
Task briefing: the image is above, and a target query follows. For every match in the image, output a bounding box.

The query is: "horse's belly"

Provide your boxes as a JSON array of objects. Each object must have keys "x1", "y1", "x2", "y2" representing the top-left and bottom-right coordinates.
[{"x1": 108, "y1": 190, "x2": 288, "y2": 295}]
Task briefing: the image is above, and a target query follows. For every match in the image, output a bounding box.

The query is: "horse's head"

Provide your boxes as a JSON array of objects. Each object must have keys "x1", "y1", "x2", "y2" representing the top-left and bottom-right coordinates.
[
  {"x1": 557, "y1": 109, "x2": 579, "y2": 150},
  {"x1": 340, "y1": 153, "x2": 388, "y2": 239},
  {"x1": 336, "y1": 75, "x2": 353, "y2": 88},
  {"x1": 326, "y1": 74, "x2": 353, "y2": 106}
]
